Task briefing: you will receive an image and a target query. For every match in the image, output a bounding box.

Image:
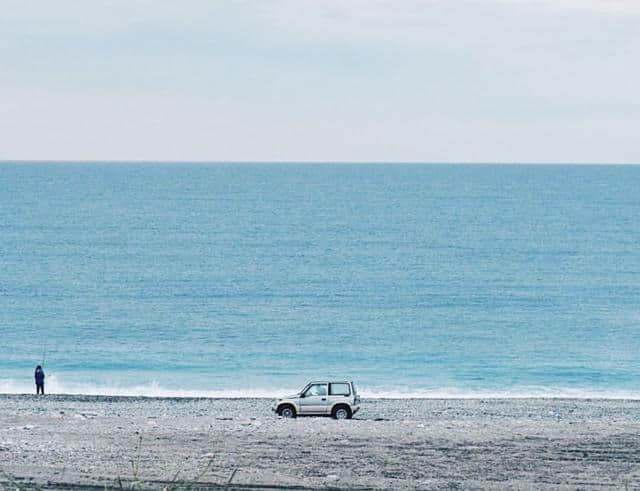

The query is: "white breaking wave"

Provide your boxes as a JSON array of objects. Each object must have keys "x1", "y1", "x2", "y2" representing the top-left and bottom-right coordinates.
[
  {"x1": 0, "y1": 374, "x2": 296, "y2": 399},
  {"x1": 359, "y1": 386, "x2": 640, "y2": 400},
  {"x1": 2, "y1": 374, "x2": 640, "y2": 400}
]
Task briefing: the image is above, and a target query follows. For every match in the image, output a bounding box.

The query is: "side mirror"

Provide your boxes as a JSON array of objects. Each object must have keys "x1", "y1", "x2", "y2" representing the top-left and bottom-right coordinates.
[{"x1": 299, "y1": 393, "x2": 305, "y2": 398}]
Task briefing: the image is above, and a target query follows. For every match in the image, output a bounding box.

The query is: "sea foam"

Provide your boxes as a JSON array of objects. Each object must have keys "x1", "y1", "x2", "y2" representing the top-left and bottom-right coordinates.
[{"x1": 2, "y1": 375, "x2": 640, "y2": 400}]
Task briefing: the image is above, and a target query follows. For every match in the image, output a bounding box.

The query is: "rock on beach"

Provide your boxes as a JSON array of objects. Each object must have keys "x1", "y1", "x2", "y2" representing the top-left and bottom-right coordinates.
[{"x1": 0, "y1": 395, "x2": 639, "y2": 490}]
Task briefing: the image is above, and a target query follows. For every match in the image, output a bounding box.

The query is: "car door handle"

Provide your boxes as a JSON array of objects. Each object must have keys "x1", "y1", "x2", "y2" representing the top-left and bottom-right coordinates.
[{"x1": 321, "y1": 398, "x2": 326, "y2": 401}]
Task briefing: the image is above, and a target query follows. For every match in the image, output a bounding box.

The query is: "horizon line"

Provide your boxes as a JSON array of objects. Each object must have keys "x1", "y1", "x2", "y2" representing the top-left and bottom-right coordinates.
[{"x1": 1, "y1": 160, "x2": 639, "y2": 166}]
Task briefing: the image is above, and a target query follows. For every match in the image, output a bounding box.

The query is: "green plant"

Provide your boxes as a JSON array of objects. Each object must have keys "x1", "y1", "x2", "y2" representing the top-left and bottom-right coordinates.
[{"x1": 0, "y1": 468, "x2": 42, "y2": 491}]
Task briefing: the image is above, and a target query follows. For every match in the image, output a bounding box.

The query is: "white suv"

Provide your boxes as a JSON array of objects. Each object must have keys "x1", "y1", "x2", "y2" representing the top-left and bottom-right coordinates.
[{"x1": 272, "y1": 381, "x2": 360, "y2": 419}]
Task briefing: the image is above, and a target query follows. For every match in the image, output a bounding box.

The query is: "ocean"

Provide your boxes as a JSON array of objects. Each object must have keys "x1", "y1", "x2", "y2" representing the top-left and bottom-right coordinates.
[{"x1": 1, "y1": 163, "x2": 639, "y2": 398}]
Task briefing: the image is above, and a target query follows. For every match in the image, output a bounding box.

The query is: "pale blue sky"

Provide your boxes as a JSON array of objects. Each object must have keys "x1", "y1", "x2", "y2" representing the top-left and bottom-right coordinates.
[{"x1": 1, "y1": 0, "x2": 639, "y2": 162}]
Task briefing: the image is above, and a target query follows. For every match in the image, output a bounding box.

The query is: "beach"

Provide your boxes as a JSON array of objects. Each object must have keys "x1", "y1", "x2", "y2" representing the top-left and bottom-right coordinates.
[{"x1": 1, "y1": 395, "x2": 639, "y2": 490}]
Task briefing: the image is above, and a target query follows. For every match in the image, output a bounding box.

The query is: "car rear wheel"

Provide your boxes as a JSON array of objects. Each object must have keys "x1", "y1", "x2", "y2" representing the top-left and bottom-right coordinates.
[
  {"x1": 332, "y1": 405, "x2": 352, "y2": 420},
  {"x1": 278, "y1": 405, "x2": 296, "y2": 418}
]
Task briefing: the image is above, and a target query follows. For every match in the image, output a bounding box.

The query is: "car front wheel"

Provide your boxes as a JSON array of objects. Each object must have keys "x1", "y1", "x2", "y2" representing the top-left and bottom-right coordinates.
[{"x1": 278, "y1": 405, "x2": 296, "y2": 418}]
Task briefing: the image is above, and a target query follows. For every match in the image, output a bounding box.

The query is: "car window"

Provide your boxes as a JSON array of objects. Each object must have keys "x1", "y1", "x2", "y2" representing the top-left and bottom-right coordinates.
[
  {"x1": 329, "y1": 383, "x2": 350, "y2": 396},
  {"x1": 303, "y1": 384, "x2": 327, "y2": 397}
]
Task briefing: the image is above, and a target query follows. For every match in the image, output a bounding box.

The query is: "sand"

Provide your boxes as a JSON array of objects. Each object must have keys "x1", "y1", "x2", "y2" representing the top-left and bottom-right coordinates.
[{"x1": 1, "y1": 395, "x2": 640, "y2": 490}]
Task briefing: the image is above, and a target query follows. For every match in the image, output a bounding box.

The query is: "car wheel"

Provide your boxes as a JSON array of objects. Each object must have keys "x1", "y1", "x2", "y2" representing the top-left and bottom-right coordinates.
[
  {"x1": 278, "y1": 405, "x2": 296, "y2": 418},
  {"x1": 332, "y1": 405, "x2": 352, "y2": 420}
]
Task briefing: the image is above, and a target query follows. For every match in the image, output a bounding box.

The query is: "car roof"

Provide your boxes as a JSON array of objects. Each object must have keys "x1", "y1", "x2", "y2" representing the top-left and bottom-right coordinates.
[{"x1": 307, "y1": 381, "x2": 352, "y2": 384}]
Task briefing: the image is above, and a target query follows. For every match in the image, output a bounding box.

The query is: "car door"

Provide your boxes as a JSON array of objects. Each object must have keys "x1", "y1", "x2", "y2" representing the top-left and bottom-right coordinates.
[{"x1": 298, "y1": 383, "x2": 329, "y2": 415}]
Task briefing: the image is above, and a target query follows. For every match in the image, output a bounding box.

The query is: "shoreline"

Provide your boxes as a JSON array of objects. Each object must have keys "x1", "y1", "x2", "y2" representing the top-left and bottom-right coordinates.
[
  {"x1": 2, "y1": 396, "x2": 640, "y2": 489},
  {"x1": 3, "y1": 393, "x2": 640, "y2": 402}
]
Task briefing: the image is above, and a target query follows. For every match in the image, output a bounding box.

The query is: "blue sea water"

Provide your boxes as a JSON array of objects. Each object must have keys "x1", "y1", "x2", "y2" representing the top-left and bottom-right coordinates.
[{"x1": 1, "y1": 163, "x2": 639, "y2": 398}]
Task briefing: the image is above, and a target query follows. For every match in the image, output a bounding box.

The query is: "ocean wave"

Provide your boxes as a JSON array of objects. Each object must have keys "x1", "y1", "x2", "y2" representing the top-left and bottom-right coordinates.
[
  {"x1": 0, "y1": 375, "x2": 295, "y2": 399},
  {"x1": 360, "y1": 387, "x2": 640, "y2": 400},
  {"x1": 2, "y1": 375, "x2": 640, "y2": 400}
]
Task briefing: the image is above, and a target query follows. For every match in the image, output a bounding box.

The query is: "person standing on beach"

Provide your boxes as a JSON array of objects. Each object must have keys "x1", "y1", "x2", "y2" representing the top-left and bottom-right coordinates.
[{"x1": 35, "y1": 365, "x2": 45, "y2": 395}]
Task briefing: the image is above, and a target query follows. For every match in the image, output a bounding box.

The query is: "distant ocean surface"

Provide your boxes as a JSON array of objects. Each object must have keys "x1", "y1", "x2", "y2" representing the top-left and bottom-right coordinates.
[{"x1": 1, "y1": 163, "x2": 639, "y2": 398}]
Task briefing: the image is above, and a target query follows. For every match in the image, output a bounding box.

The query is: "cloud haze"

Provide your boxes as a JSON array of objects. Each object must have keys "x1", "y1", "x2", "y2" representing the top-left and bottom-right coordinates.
[{"x1": 1, "y1": 0, "x2": 639, "y2": 162}]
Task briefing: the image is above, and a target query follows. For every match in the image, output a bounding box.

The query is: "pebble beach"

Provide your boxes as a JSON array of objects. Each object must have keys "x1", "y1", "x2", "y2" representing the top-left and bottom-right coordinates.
[{"x1": 1, "y1": 395, "x2": 640, "y2": 490}]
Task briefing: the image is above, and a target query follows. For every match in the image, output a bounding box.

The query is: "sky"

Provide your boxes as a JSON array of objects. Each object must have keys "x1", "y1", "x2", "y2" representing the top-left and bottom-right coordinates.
[{"x1": 1, "y1": 0, "x2": 639, "y2": 163}]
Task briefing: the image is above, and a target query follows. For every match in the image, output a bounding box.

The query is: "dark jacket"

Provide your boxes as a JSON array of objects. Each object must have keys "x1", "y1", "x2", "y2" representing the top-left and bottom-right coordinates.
[{"x1": 35, "y1": 367, "x2": 45, "y2": 385}]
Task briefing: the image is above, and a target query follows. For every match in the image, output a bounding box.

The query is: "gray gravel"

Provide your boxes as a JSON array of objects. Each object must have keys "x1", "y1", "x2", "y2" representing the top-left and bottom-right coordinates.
[{"x1": 1, "y1": 395, "x2": 640, "y2": 489}]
